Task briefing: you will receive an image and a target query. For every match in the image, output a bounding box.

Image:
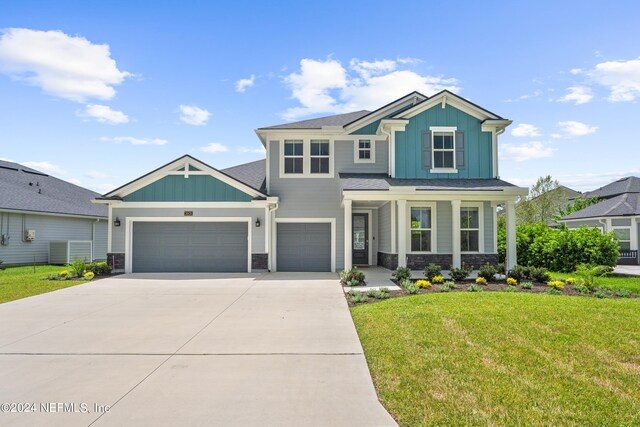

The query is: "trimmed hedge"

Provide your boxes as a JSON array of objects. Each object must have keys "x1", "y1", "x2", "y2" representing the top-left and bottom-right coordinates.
[{"x1": 499, "y1": 223, "x2": 619, "y2": 272}]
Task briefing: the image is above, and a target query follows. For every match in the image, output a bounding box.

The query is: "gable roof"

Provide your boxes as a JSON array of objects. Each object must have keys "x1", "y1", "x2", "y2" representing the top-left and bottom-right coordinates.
[
  {"x1": 394, "y1": 89, "x2": 505, "y2": 122},
  {"x1": 100, "y1": 155, "x2": 268, "y2": 200},
  {"x1": 582, "y1": 176, "x2": 640, "y2": 199},
  {"x1": 222, "y1": 159, "x2": 266, "y2": 192},
  {"x1": 0, "y1": 160, "x2": 107, "y2": 218},
  {"x1": 258, "y1": 110, "x2": 371, "y2": 130},
  {"x1": 563, "y1": 193, "x2": 640, "y2": 220}
]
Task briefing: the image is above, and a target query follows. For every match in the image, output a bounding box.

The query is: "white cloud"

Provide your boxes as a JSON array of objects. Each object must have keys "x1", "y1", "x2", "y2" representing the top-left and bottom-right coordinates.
[
  {"x1": 505, "y1": 90, "x2": 542, "y2": 103},
  {"x1": 282, "y1": 58, "x2": 459, "y2": 119},
  {"x1": 509, "y1": 168, "x2": 640, "y2": 193},
  {"x1": 88, "y1": 183, "x2": 116, "y2": 193},
  {"x1": 84, "y1": 171, "x2": 110, "y2": 179},
  {"x1": 590, "y1": 57, "x2": 640, "y2": 101},
  {"x1": 396, "y1": 57, "x2": 423, "y2": 65},
  {"x1": 178, "y1": 104, "x2": 210, "y2": 126},
  {"x1": 200, "y1": 143, "x2": 228, "y2": 153},
  {"x1": 67, "y1": 178, "x2": 82, "y2": 185},
  {"x1": 511, "y1": 123, "x2": 541, "y2": 137},
  {"x1": 22, "y1": 161, "x2": 66, "y2": 175},
  {"x1": 235, "y1": 74, "x2": 255, "y2": 93},
  {"x1": 80, "y1": 104, "x2": 129, "y2": 124},
  {"x1": 0, "y1": 28, "x2": 130, "y2": 102},
  {"x1": 499, "y1": 141, "x2": 556, "y2": 162},
  {"x1": 570, "y1": 68, "x2": 583, "y2": 75},
  {"x1": 550, "y1": 133, "x2": 561, "y2": 139},
  {"x1": 558, "y1": 86, "x2": 593, "y2": 105},
  {"x1": 0, "y1": 157, "x2": 14, "y2": 162},
  {"x1": 237, "y1": 146, "x2": 266, "y2": 154},
  {"x1": 100, "y1": 136, "x2": 168, "y2": 145},
  {"x1": 557, "y1": 120, "x2": 598, "y2": 136}
]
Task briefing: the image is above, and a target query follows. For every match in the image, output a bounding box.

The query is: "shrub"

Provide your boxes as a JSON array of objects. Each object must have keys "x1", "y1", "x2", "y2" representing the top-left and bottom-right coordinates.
[
  {"x1": 530, "y1": 267, "x2": 551, "y2": 283},
  {"x1": 565, "y1": 277, "x2": 576, "y2": 285},
  {"x1": 392, "y1": 267, "x2": 412, "y2": 282},
  {"x1": 506, "y1": 277, "x2": 518, "y2": 286},
  {"x1": 340, "y1": 267, "x2": 366, "y2": 286},
  {"x1": 475, "y1": 277, "x2": 488, "y2": 286},
  {"x1": 504, "y1": 285, "x2": 518, "y2": 292},
  {"x1": 467, "y1": 283, "x2": 483, "y2": 292},
  {"x1": 520, "y1": 281, "x2": 533, "y2": 289},
  {"x1": 423, "y1": 263, "x2": 442, "y2": 281},
  {"x1": 367, "y1": 288, "x2": 390, "y2": 299},
  {"x1": 507, "y1": 265, "x2": 526, "y2": 282},
  {"x1": 545, "y1": 288, "x2": 563, "y2": 295},
  {"x1": 440, "y1": 281, "x2": 457, "y2": 292},
  {"x1": 83, "y1": 271, "x2": 95, "y2": 281},
  {"x1": 615, "y1": 288, "x2": 632, "y2": 298},
  {"x1": 547, "y1": 280, "x2": 565, "y2": 290},
  {"x1": 575, "y1": 264, "x2": 609, "y2": 292},
  {"x1": 348, "y1": 290, "x2": 368, "y2": 304},
  {"x1": 574, "y1": 282, "x2": 592, "y2": 295},
  {"x1": 449, "y1": 264, "x2": 472, "y2": 282},
  {"x1": 416, "y1": 279, "x2": 431, "y2": 288},
  {"x1": 402, "y1": 280, "x2": 419, "y2": 295},
  {"x1": 69, "y1": 259, "x2": 87, "y2": 278},
  {"x1": 59, "y1": 270, "x2": 69, "y2": 277},
  {"x1": 478, "y1": 263, "x2": 497, "y2": 282},
  {"x1": 431, "y1": 275, "x2": 445, "y2": 284},
  {"x1": 86, "y1": 261, "x2": 112, "y2": 276}
]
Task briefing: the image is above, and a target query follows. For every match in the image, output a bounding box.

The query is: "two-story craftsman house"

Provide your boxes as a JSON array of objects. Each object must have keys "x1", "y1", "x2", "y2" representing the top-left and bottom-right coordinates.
[{"x1": 96, "y1": 90, "x2": 527, "y2": 273}]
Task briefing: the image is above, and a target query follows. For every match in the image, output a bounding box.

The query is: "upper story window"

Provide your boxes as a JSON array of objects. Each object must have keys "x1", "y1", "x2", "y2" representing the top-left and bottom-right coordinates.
[
  {"x1": 460, "y1": 207, "x2": 480, "y2": 252},
  {"x1": 428, "y1": 126, "x2": 458, "y2": 173},
  {"x1": 310, "y1": 140, "x2": 330, "y2": 174},
  {"x1": 410, "y1": 207, "x2": 432, "y2": 252},
  {"x1": 284, "y1": 140, "x2": 304, "y2": 174},
  {"x1": 354, "y1": 139, "x2": 375, "y2": 163}
]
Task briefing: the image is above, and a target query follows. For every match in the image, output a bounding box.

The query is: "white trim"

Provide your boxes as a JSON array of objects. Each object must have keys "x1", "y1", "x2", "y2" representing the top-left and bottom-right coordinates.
[
  {"x1": 406, "y1": 202, "x2": 437, "y2": 254},
  {"x1": 108, "y1": 200, "x2": 276, "y2": 209},
  {"x1": 611, "y1": 226, "x2": 633, "y2": 251},
  {"x1": 353, "y1": 138, "x2": 376, "y2": 164},
  {"x1": 390, "y1": 200, "x2": 397, "y2": 253},
  {"x1": 0, "y1": 208, "x2": 105, "y2": 220},
  {"x1": 279, "y1": 139, "x2": 335, "y2": 178},
  {"x1": 273, "y1": 217, "x2": 337, "y2": 272},
  {"x1": 430, "y1": 126, "x2": 457, "y2": 173},
  {"x1": 398, "y1": 91, "x2": 501, "y2": 122},
  {"x1": 344, "y1": 200, "x2": 352, "y2": 271},
  {"x1": 266, "y1": 140, "x2": 271, "y2": 193},
  {"x1": 492, "y1": 204, "x2": 498, "y2": 253},
  {"x1": 343, "y1": 94, "x2": 425, "y2": 133},
  {"x1": 490, "y1": 129, "x2": 498, "y2": 178},
  {"x1": 107, "y1": 204, "x2": 113, "y2": 253},
  {"x1": 505, "y1": 200, "x2": 517, "y2": 270},
  {"x1": 353, "y1": 209, "x2": 374, "y2": 265},
  {"x1": 124, "y1": 217, "x2": 252, "y2": 274},
  {"x1": 397, "y1": 200, "x2": 407, "y2": 267},
  {"x1": 460, "y1": 202, "x2": 484, "y2": 254},
  {"x1": 343, "y1": 190, "x2": 527, "y2": 202}
]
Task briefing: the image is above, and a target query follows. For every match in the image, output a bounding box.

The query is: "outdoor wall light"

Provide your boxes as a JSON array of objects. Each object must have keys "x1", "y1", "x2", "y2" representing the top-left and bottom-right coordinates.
[
  {"x1": 255, "y1": 218, "x2": 261, "y2": 228},
  {"x1": 113, "y1": 217, "x2": 121, "y2": 227}
]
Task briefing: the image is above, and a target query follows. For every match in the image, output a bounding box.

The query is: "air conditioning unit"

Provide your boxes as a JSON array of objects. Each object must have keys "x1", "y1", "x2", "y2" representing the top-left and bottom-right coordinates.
[{"x1": 25, "y1": 230, "x2": 36, "y2": 241}]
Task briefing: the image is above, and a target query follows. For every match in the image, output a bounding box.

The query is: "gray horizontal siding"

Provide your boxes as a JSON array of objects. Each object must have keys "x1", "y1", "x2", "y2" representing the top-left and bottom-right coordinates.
[
  {"x1": 566, "y1": 219, "x2": 603, "y2": 229},
  {"x1": 69, "y1": 241, "x2": 92, "y2": 262},
  {"x1": 111, "y1": 207, "x2": 265, "y2": 254},
  {"x1": 378, "y1": 202, "x2": 392, "y2": 253},
  {"x1": 93, "y1": 220, "x2": 108, "y2": 260},
  {"x1": 334, "y1": 140, "x2": 388, "y2": 174},
  {"x1": 0, "y1": 212, "x2": 105, "y2": 265}
]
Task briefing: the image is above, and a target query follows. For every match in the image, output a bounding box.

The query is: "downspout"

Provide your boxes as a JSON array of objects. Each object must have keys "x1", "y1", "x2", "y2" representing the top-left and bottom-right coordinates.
[
  {"x1": 267, "y1": 202, "x2": 279, "y2": 272},
  {"x1": 380, "y1": 125, "x2": 392, "y2": 177},
  {"x1": 598, "y1": 218, "x2": 607, "y2": 233}
]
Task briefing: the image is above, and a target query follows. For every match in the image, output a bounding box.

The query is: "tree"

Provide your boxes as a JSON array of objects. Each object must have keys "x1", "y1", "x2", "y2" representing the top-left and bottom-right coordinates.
[
  {"x1": 516, "y1": 176, "x2": 566, "y2": 225},
  {"x1": 553, "y1": 196, "x2": 601, "y2": 223}
]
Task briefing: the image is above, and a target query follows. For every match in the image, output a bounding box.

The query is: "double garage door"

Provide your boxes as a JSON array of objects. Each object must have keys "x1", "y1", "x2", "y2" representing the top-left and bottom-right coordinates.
[
  {"x1": 132, "y1": 222, "x2": 248, "y2": 273},
  {"x1": 276, "y1": 223, "x2": 331, "y2": 272}
]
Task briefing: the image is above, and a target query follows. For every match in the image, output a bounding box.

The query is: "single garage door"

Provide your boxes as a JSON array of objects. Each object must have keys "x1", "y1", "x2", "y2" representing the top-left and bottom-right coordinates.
[
  {"x1": 132, "y1": 222, "x2": 248, "y2": 273},
  {"x1": 277, "y1": 223, "x2": 331, "y2": 272}
]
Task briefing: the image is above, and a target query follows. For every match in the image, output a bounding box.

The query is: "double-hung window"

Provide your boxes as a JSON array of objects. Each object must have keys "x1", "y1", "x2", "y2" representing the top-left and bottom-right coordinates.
[
  {"x1": 433, "y1": 131, "x2": 455, "y2": 169},
  {"x1": 410, "y1": 207, "x2": 432, "y2": 252},
  {"x1": 284, "y1": 140, "x2": 304, "y2": 174},
  {"x1": 310, "y1": 140, "x2": 330, "y2": 174},
  {"x1": 355, "y1": 139, "x2": 374, "y2": 163},
  {"x1": 613, "y1": 227, "x2": 631, "y2": 251},
  {"x1": 460, "y1": 207, "x2": 480, "y2": 252}
]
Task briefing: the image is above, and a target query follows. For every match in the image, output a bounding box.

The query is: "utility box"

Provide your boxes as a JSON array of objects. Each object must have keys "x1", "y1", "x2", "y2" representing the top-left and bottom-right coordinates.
[
  {"x1": 25, "y1": 230, "x2": 36, "y2": 241},
  {"x1": 49, "y1": 240, "x2": 93, "y2": 264}
]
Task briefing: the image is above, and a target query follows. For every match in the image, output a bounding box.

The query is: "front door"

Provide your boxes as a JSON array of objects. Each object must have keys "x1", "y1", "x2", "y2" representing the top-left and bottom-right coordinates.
[{"x1": 352, "y1": 213, "x2": 369, "y2": 265}]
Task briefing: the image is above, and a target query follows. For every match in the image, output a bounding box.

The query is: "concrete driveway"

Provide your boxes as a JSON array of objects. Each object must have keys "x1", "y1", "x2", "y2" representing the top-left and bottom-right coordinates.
[{"x1": 0, "y1": 273, "x2": 396, "y2": 427}]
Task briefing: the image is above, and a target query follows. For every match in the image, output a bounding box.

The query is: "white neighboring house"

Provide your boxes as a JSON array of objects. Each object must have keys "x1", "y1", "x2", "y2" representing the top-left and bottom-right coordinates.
[{"x1": 0, "y1": 160, "x2": 108, "y2": 265}]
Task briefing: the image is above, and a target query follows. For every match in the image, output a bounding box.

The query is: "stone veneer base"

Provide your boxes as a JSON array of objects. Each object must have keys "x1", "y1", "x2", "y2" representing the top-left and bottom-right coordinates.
[{"x1": 377, "y1": 252, "x2": 398, "y2": 270}]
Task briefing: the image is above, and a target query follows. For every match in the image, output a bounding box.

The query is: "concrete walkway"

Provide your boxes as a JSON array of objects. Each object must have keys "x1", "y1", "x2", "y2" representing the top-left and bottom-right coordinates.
[
  {"x1": 614, "y1": 265, "x2": 640, "y2": 276},
  {"x1": 0, "y1": 273, "x2": 396, "y2": 427}
]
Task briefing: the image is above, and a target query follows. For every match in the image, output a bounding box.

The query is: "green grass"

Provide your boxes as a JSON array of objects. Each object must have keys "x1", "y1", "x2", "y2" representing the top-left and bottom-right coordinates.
[
  {"x1": 352, "y1": 292, "x2": 640, "y2": 426},
  {"x1": 0, "y1": 265, "x2": 86, "y2": 304},
  {"x1": 549, "y1": 271, "x2": 640, "y2": 294}
]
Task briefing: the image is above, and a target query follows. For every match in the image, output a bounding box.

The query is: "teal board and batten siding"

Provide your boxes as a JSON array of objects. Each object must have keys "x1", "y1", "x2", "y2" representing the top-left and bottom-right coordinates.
[
  {"x1": 349, "y1": 104, "x2": 415, "y2": 135},
  {"x1": 123, "y1": 175, "x2": 253, "y2": 202},
  {"x1": 110, "y1": 207, "x2": 265, "y2": 254},
  {"x1": 395, "y1": 104, "x2": 493, "y2": 179}
]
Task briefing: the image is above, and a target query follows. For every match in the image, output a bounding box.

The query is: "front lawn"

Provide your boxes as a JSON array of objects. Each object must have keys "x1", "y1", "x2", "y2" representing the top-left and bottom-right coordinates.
[
  {"x1": 0, "y1": 265, "x2": 86, "y2": 304},
  {"x1": 352, "y1": 292, "x2": 640, "y2": 426},
  {"x1": 549, "y1": 271, "x2": 640, "y2": 294}
]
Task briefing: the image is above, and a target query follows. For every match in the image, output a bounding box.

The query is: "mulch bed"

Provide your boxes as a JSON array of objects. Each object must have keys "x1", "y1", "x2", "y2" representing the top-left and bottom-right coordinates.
[{"x1": 345, "y1": 279, "x2": 637, "y2": 307}]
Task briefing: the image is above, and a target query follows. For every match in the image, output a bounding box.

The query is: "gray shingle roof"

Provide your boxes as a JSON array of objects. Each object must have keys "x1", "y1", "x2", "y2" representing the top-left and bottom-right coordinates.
[
  {"x1": 339, "y1": 173, "x2": 517, "y2": 191},
  {"x1": 583, "y1": 176, "x2": 640, "y2": 199},
  {"x1": 563, "y1": 193, "x2": 640, "y2": 220},
  {"x1": 0, "y1": 160, "x2": 107, "y2": 218},
  {"x1": 222, "y1": 159, "x2": 267, "y2": 193},
  {"x1": 258, "y1": 110, "x2": 370, "y2": 130}
]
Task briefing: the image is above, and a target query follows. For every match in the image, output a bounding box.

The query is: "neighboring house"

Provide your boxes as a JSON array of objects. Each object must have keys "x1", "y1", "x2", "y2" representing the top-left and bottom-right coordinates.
[
  {"x1": 0, "y1": 160, "x2": 108, "y2": 265},
  {"x1": 95, "y1": 90, "x2": 527, "y2": 273},
  {"x1": 511, "y1": 185, "x2": 581, "y2": 227},
  {"x1": 562, "y1": 176, "x2": 640, "y2": 265}
]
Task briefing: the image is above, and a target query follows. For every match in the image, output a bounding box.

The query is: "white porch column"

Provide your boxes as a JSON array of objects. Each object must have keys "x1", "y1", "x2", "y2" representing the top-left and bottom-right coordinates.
[
  {"x1": 390, "y1": 200, "x2": 397, "y2": 253},
  {"x1": 506, "y1": 200, "x2": 517, "y2": 270},
  {"x1": 451, "y1": 200, "x2": 462, "y2": 269},
  {"x1": 397, "y1": 199, "x2": 407, "y2": 267},
  {"x1": 344, "y1": 199, "x2": 353, "y2": 271}
]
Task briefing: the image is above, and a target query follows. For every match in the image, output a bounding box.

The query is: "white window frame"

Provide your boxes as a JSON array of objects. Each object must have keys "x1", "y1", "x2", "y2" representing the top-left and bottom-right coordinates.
[
  {"x1": 282, "y1": 140, "x2": 304, "y2": 175},
  {"x1": 612, "y1": 226, "x2": 632, "y2": 251},
  {"x1": 407, "y1": 202, "x2": 437, "y2": 254},
  {"x1": 461, "y1": 202, "x2": 484, "y2": 254},
  {"x1": 310, "y1": 139, "x2": 331, "y2": 174},
  {"x1": 430, "y1": 126, "x2": 457, "y2": 174},
  {"x1": 353, "y1": 137, "x2": 376, "y2": 164},
  {"x1": 279, "y1": 139, "x2": 334, "y2": 178}
]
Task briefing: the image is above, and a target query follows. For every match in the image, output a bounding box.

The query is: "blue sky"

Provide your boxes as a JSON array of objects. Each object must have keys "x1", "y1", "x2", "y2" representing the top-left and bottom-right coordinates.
[{"x1": 1, "y1": 0, "x2": 639, "y2": 193}]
